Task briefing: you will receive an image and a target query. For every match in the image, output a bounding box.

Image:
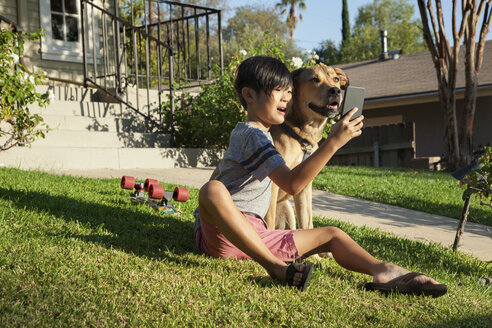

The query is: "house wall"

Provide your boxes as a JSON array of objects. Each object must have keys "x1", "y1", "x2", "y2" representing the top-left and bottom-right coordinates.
[
  {"x1": 471, "y1": 95, "x2": 492, "y2": 149},
  {"x1": 363, "y1": 95, "x2": 492, "y2": 158},
  {"x1": 0, "y1": 0, "x2": 17, "y2": 22},
  {"x1": 1, "y1": 0, "x2": 115, "y2": 84}
]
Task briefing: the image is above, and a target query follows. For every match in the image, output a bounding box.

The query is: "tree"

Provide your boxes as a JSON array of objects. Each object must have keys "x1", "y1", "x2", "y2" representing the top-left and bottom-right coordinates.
[
  {"x1": 314, "y1": 40, "x2": 341, "y2": 64},
  {"x1": 223, "y1": 5, "x2": 300, "y2": 65},
  {"x1": 276, "y1": 0, "x2": 307, "y2": 39},
  {"x1": 342, "y1": 0, "x2": 427, "y2": 62},
  {"x1": 223, "y1": 5, "x2": 289, "y2": 41},
  {"x1": 342, "y1": 0, "x2": 350, "y2": 44},
  {"x1": 315, "y1": 0, "x2": 426, "y2": 64},
  {"x1": 417, "y1": 0, "x2": 492, "y2": 170}
]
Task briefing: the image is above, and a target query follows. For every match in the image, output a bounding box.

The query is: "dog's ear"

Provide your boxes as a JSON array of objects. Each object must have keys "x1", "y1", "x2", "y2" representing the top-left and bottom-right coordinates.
[
  {"x1": 335, "y1": 68, "x2": 349, "y2": 90},
  {"x1": 291, "y1": 67, "x2": 305, "y2": 83}
]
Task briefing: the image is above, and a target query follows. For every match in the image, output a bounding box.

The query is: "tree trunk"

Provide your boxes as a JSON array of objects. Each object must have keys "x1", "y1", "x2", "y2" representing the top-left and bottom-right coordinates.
[
  {"x1": 461, "y1": 71, "x2": 478, "y2": 167},
  {"x1": 438, "y1": 63, "x2": 461, "y2": 171}
]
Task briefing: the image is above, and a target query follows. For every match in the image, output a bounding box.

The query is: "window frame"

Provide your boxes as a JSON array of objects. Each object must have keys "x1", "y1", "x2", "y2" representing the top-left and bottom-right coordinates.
[{"x1": 39, "y1": 0, "x2": 97, "y2": 63}]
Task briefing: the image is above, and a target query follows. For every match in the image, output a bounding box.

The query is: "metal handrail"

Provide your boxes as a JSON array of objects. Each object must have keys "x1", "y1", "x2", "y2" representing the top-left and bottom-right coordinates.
[
  {"x1": 80, "y1": 0, "x2": 223, "y2": 146},
  {"x1": 0, "y1": 15, "x2": 23, "y2": 33}
]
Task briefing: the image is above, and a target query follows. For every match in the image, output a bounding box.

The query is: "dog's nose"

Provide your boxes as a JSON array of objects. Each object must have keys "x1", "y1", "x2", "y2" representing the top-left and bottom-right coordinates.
[{"x1": 329, "y1": 87, "x2": 341, "y2": 96}]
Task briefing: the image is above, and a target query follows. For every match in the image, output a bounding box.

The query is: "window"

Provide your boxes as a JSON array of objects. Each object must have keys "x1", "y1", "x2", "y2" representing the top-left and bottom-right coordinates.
[
  {"x1": 50, "y1": 0, "x2": 79, "y2": 42},
  {"x1": 40, "y1": 0, "x2": 97, "y2": 63}
]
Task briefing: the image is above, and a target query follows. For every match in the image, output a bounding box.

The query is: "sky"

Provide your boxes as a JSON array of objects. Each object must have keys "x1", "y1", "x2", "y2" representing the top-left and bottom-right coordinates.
[{"x1": 226, "y1": 0, "x2": 492, "y2": 51}]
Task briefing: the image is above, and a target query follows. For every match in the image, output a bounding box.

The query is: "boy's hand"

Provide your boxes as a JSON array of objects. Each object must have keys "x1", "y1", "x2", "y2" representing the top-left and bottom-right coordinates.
[{"x1": 327, "y1": 108, "x2": 364, "y2": 150}]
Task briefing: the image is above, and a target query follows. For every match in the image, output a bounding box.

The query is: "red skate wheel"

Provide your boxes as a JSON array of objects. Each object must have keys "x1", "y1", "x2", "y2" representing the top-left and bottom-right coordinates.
[
  {"x1": 144, "y1": 178, "x2": 159, "y2": 192},
  {"x1": 121, "y1": 176, "x2": 135, "y2": 190},
  {"x1": 149, "y1": 184, "x2": 164, "y2": 199},
  {"x1": 173, "y1": 187, "x2": 189, "y2": 202}
]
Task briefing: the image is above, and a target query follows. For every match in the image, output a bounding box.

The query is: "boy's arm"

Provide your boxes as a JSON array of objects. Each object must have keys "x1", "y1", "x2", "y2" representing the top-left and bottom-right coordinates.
[{"x1": 269, "y1": 108, "x2": 363, "y2": 195}]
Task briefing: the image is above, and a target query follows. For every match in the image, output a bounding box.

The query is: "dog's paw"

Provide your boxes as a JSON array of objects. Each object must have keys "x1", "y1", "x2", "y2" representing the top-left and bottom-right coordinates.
[{"x1": 311, "y1": 252, "x2": 333, "y2": 260}]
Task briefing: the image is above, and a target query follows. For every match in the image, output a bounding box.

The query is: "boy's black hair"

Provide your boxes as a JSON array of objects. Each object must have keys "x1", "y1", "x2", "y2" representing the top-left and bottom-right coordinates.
[{"x1": 234, "y1": 56, "x2": 293, "y2": 110}]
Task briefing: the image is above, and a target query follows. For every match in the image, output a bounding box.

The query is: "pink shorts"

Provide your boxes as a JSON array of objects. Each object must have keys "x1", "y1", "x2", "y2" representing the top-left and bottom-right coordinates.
[{"x1": 195, "y1": 212, "x2": 302, "y2": 262}]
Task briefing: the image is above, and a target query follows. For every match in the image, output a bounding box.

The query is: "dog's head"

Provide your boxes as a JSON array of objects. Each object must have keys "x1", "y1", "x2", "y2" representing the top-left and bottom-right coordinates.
[{"x1": 290, "y1": 63, "x2": 349, "y2": 120}]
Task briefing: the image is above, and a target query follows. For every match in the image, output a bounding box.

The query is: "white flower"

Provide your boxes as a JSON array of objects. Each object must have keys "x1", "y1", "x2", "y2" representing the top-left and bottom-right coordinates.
[
  {"x1": 23, "y1": 72, "x2": 29, "y2": 80},
  {"x1": 306, "y1": 49, "x2": 312, "y2": 54},
  {"x1": 29, "y1": 74, "x2": 35, "y2": 84},
  {"x1": 47, "y1": 89, "x2": 55, "y2": 103},
  {"x1": 291, "y1": 57, "x2": 303, "y2": 69},
  {"x1": 313, "y1": 54, "x2": 319, "y2": 60},
  {"x1": 239, "y1": 49, "x2": 247, "y2": 56},
  {"x1": 11, "y1": 53, "x2": 19, "y2": 63}
]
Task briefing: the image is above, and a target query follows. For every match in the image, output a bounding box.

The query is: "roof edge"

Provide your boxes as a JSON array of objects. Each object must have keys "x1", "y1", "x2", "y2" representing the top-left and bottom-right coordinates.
[{"x1": 364, "y1": 84, "x2": 492, "y2": 109}]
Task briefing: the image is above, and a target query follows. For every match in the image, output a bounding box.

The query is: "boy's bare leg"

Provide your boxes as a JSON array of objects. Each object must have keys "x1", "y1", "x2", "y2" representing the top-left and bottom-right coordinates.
[
  {"x1": 199, "y1": 180, "x2": 304, "y2": 285},
  {"x1": 293, "y1": 227, "x2": 441, "y2": 284}
]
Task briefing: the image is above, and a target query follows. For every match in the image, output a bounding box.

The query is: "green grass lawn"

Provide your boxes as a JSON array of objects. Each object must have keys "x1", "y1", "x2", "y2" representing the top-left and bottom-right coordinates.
[
  {"x1": 0, "y1": 168, "x2": 491, "y2": 327},
  {"x1": 314, "y1": 166, "x2": 492, "y2": 227}
]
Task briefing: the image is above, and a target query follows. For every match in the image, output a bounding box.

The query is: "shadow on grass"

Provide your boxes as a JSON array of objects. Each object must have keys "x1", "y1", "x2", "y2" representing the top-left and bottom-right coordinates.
[{"x1": 0, "y1": 187, "x2": 200, "y2": 265}]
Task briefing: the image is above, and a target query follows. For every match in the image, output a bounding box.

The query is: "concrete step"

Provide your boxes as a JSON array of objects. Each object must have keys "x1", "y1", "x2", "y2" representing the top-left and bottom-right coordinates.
[
  {"x1": 0, "y1": 146, "x2": 222, "y2": 170},
  {"x1": 28, "y1": 130, "x2": 170, "y2": 148},
  {"x1": 37, "y1": 85, "x2": 97, "y2": 102},
  {"x1": 41, "y1": 114, "x2": 148, "y2": 133},
  {"x1": 29, "y1": 98, "x2": 166, "y2": 126},
  {"x1": 29, "y1": 100, "x2": 123, "y2": 118},
  {"x1": 37, "y1": 85, "x2": 171, "y2": 104},
  {"x1": 34, "y1": 85, "x2": 195, "y2": 128},
  {"x1": 29, "y1": 100, "x2": 161, "y2": 130},
  {"x1": 37, "y1": 84, "x2": 198, "y2": 107}
]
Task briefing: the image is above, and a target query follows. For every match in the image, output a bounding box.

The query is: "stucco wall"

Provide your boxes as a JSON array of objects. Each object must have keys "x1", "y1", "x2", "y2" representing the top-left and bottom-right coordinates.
[{"x1": 364, "y1": 96, "x2": 492, "y2": 158}]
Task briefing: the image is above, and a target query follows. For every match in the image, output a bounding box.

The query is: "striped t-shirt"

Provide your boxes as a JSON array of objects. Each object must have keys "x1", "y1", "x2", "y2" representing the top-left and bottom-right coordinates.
[{"x1": 212, "y1": 122, "x2": 286, "y2": 219}]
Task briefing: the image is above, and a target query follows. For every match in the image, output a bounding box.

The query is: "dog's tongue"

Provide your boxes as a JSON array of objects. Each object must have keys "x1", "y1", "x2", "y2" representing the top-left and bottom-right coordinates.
[{"x1": 327, "y1": 102, "x2": 338, "y2": 109}]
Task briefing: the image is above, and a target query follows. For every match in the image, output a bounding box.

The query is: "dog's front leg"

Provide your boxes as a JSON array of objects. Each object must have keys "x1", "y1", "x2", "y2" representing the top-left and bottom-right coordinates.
[
  {"x1": 275, "y1": 200, "x2": 296, "y2": 230},
  {"x1": 294, "y1": 182, "x2": 313, "y2": 230},
  {"x1": 265, "y1": 183, "x2": 280, "y2": 230}
]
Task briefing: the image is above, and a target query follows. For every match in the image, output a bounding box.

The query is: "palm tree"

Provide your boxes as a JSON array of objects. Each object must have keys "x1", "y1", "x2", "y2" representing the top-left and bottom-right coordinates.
[{"x1": 276, "y1": 0, "x2": 307, "y2": 39}]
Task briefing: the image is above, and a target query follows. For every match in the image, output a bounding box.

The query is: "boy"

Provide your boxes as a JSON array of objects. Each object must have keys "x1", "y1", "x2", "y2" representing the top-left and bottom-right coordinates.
[{"x1": 194, "y1": 56, "x2": 447, "y2": 296}]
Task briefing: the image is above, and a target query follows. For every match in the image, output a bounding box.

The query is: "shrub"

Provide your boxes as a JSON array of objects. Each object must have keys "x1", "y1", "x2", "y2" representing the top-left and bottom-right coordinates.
[
  {"x1": 463, "y1": 146, "x2": 492, "y2": 208},
  {"x1": 0, "y1": 28, "x2": 53, "y2": 151},
  {"x1": 165, "y1": 34, "x2": 324, "y2": 149}
]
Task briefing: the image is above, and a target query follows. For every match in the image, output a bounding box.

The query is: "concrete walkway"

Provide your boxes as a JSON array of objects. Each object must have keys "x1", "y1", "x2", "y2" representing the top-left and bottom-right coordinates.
[{"x1": 51, "y1": 167, "x2": 492, "y2": 262}]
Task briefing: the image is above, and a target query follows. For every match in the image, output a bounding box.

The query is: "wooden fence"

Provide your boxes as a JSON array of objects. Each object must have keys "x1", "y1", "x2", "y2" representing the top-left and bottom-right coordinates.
[{"x1": 330, "y1": 122, "x2": 416, "y2": 168}]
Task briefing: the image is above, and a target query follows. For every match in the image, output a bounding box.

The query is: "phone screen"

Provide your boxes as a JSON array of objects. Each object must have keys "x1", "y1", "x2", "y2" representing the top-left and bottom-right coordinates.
[{"x1": 341, "y1": 86, "x2": 365, "y2": 121}]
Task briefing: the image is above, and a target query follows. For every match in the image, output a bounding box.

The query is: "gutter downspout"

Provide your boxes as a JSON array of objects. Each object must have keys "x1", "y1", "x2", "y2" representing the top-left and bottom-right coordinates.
[{"x1": 17, "y1": 0, "x2": 22, "y2": 29}]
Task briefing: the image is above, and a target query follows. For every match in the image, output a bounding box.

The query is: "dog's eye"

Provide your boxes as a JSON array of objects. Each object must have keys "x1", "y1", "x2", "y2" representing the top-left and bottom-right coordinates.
[
  {"x1": 333, "y1": 77, "x2": 340, "y2": 83},
  {"x1": 312, "y1": 77, "x2": 320, "y2": 83}
]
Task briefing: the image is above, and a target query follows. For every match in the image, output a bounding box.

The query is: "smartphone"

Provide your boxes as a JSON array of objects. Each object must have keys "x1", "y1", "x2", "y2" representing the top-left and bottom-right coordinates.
[{"x1": 340, "y1": 86, "x2": 365, "y2": 121}]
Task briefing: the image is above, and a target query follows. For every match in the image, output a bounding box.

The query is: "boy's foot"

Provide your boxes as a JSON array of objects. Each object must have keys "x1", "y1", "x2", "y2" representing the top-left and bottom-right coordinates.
[
  {"x1": 285, "y1": 262, "x2": 315, "y2": 291},
  {"x1": 365, "y1": 272, "x2": 447, "y2": 297},
  {"x1": 368, "y1": 263, "x2": 447, "y2": 298}
]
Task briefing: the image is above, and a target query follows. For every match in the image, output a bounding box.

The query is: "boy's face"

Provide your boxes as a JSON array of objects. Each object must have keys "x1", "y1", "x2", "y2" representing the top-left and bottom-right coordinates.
[{"x1": 244, "y1": 86, "x2": 292, "y2": 131}]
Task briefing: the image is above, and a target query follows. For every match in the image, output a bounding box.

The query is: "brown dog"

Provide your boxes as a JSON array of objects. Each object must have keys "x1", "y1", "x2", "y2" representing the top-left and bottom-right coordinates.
[{"x1": 265, "y1": 63, "x2": 349, "y2": 230}]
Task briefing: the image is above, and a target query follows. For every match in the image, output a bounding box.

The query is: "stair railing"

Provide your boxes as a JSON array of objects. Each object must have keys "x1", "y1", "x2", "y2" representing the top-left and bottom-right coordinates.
[{"x1": 80, "y1": 0, "x2": 223, "y2": 146}]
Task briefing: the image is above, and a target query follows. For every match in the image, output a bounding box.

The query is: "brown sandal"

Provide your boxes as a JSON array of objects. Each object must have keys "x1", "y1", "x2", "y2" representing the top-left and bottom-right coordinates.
[
  {"x1": 364, "y1": 272, "x2": 447, "y2": 298},
  {"x1": 286, "y1": 262, "x2": 315, "y2": 292}
]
